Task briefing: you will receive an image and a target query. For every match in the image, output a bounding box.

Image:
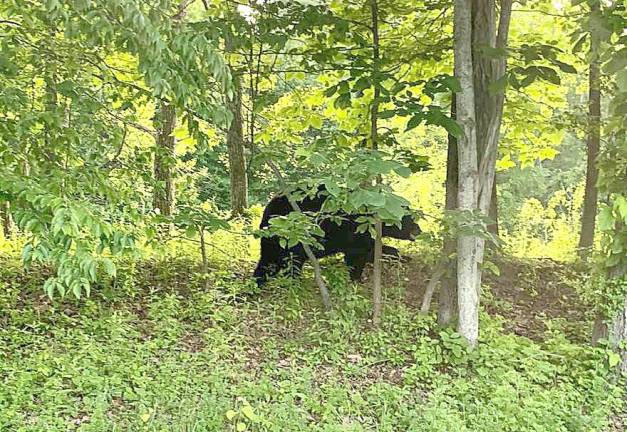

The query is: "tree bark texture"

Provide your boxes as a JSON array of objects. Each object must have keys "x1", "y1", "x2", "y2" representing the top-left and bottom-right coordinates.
[
  {"x1": 153, "y1": 101, "x2": 177, "y2": 216},
  {"x1": 438, "y1": 95, "x2": 459, "y2": 327},
  {"x1": 454, "y1": 0, "x2": 512, "y2": 346},
  {"x1": 1, "y1": 201, "x2": 13, "y2": 238},
  {"x1": 578, "y1": 1, "x2": 601, "y2": 258},
  {"x1": 454, "y1": 0, "x2": 480, "y2": 347},
  {"x1": 473, "y1": 0, "x2": 512, "y2": 219},
  {"x1": 227, "y1": 75, "x2": 248, "y2": 217},
  {"x1": 488, "y1": 181, "x2": 499, "y2": 236}
]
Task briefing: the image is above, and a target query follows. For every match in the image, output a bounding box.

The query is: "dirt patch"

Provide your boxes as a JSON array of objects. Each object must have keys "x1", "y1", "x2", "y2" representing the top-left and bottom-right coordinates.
[{"x1": 403, "y1": 256, "x2": 591, "y2": 342}]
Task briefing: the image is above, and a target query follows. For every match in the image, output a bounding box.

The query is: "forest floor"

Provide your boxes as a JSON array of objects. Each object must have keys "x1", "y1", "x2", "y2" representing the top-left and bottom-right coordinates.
[
  {"x1": 402, "y1": 256, "x2": 591, "y2": 342},
  {"x1": 0, "y1": 252, "x2": 625, "y2": 431}
]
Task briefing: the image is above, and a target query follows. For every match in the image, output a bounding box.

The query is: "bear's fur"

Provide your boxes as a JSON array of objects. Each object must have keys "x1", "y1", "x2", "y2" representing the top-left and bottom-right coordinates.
[{"x1": 253, "y1": 187, "x2": 421, "y2": 285}]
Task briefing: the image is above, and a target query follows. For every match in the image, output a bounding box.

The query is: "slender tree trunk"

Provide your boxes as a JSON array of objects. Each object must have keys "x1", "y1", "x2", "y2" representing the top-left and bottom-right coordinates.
[
  {"x1": 151, "y1": 0, "x2": 192, "y2": 217},
  {"x1": 578, "y1": 1, "x2": 601, "y2": 258},
  {"x1": 592, "y1": 264, "x2": 627, "y2": 372},
  {"x1": 226, "y1": 75, "x2": 248, "y2": 217},
  {"x1": 438, "y1": 95, "x2": 459, "y2": 326},
  {"x1": 265, "y1": 160, "x2": 332, "y2": 311},
  {"x1": 454, "y1": 0, "x2": 480, "y2": 347},
  {"x1": 1, "y1": 201, "x2": 13, "y2": 238},
  {"x1": 370, "y1": 0, "x2": 384, "y2": 327},
  {"x1": 488, "y1": 181, "x2": 499, "y2": 235},
  {"x1": 199, "y1": 228, "x2": 211, "y2": 290},
  {"x1": 421, "y1": 258, "x2": 447, "y2": 313},
  {"x1": 153, "y1": 101, "x2": 176, "y2": 216},
  {"x1": 44, "y1": 62, "x2": 58, "y2": 163}
]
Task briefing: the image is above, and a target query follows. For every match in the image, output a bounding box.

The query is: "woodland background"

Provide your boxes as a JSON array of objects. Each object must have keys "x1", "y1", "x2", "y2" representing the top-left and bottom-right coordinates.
[{"x1": 0, "y1": 0, "x2": 626, "y2": 430}]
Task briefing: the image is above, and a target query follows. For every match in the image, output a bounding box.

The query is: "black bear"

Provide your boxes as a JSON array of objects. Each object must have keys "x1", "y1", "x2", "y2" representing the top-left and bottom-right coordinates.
[{"x1": 253, "y1": 186, "x2": 421, "y2": 286}]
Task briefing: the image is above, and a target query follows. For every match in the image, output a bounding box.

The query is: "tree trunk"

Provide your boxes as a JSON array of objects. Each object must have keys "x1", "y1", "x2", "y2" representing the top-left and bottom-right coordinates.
[
  {"x1": 370, "y1": 0, "x2": 384, "y2": 327},
  {"x1": 44, "y1": 65, "x2": 58, "y2": 163},
  {"x1": 455, "y1": 0, "x2": 513, "y2": 347},
  {"x1": 421, "y1": 258, "x2": 447, "y2": 313},
  {"x1": 488, "y1": 181, "x2": 499, "y2": 236},
  {"x1": 153, "y1": 101, "x2": 176, "y2": 216},
  {"x1": 1, "y1": 201, "x2": 13, "y2": 238},
  {"x1": 592, "y1": 264, "x2": 627, "y2": 373},
  {"x1": 438, "y1": 95, "x2": 459, "y2": 327},
  {"x1": 226, "y1": 75, "x2": 248, "y2": 217},
  {"x1": 199, "y1": 228, "x2": 210, "y2": 290},
  {"x1": 454, "y1": 0, "x2": 480, "y2": 347},
  {"x1": 578, "y1": 1, "x2": 601, "y2": 259},
  {"x1": 475, "y1": 0, "x2": 512, "y2": 219}
]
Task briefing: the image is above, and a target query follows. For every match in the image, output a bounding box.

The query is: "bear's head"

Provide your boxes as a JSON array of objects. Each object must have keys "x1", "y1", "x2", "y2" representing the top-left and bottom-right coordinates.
[{"x1": 382, "y1": 213, "x2": 421, "y2": 240}]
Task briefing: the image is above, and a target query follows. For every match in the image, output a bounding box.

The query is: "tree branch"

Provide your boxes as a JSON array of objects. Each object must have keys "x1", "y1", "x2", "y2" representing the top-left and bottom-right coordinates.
[{"x1": 265, "y1": 159, "x2": 332, "y2": 311}]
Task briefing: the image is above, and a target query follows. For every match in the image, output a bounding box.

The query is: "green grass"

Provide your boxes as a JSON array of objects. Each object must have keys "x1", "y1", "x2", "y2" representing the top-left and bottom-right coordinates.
[{"x1": 0, "y1": 252, "x2": 624, "y2": 431}]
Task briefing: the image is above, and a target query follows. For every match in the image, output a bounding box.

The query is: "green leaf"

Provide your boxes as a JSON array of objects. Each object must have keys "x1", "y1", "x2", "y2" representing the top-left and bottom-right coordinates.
[
  {"x1": 537, "y1": 66, "x2": 560, "y2": 85},
  {"x1": 488, "y1": 74, "x2": 508, "y2": 95},
  {"x1": 102, "y1": 258, "x2": 116, "y2": 278},
  {"x1": 405, "y1": 114, "x2": 423, "y2": 131},
  {"x1": 603, "y1": 50, "x2": 627, "y2": 74},
  {"x1": 572, "y1": 34, "x2": 587, "y2": 54},
  {"x1": 310, "y1": 115, "x2": 323, "y2": 129},
  {"x1": 324, "y1": 85, "x2": 337, "y2": 97},
  {"x1": 551, "y1": 59, "x2": 577, "y2": 74},
  {"x1": 608, "y1": 351, "x2": 620, "y2": 368},
  {"x1": 378, "y1": 110, "x2": 396, "y2": 119},
  {"x1": 364, "y1": 190, "x2": 385, "y2": 207},
  {"x1": 393, "y1": 166, "x2": 412, "y2": 178},
  {"x1": 225, "y1": 410, "x2": 237, "y2": 421},
  {"x1": 441, "y1": 75, "x2": 461, "y2": 92},
  {"x1": 353, "y1": 76, "x2": 370, "y2": 92},
  {"x1": 483, "y1": 260, "x2": 500, "y2": 276},
  {"x1": 241, "y1": 405, "x2": 257, "y2": 421},
  {"x1": 598, "y1": 207, "x2": 614, "y2": 231},
  {"x1": 334, "y1": 93, "x2": 351, "y2": 109},
  {"x1": 236, "y1": 423, "x2": 247, "y2": 432}
]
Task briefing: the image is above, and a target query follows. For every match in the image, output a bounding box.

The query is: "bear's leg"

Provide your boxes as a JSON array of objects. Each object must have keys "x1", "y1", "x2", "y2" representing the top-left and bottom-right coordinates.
[
  {"x1": 345, "y1": 252, "x2": 369, "y2": 281},
  {"x1": 254, "y1": 257, "x2": 285, "y2": 286},
  {"x1": 365, "y1": 245, "x2": 404, "y2": 262},
  {"x1": 254, "y1": 237, "x2": 285, "y2": 286}
]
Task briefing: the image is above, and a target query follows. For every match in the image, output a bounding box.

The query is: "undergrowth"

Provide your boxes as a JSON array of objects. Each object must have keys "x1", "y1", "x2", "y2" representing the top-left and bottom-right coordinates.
[{"x1": 0, "y1": 232, "x2": 624, "y2": 431}]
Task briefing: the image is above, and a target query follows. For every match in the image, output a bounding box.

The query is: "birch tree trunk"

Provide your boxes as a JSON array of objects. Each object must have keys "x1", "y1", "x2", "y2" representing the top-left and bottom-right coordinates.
[
  {"x1": 153, "y1": 101, "x2": 176, "y2": 216},
  {"x1": 455, "y1": 0, "x2": 512, "y2": 346},
  {"x1": 578, "y1": 1, "x2": 601, "y2": 259},
  {"x1": 227, "y1": 75, "x2": 248, "y2": 217},
  {"x1": 454, "y1": 0, "x2": 480, "y2": 347}
]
